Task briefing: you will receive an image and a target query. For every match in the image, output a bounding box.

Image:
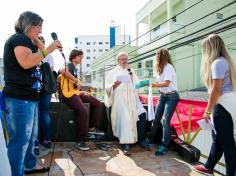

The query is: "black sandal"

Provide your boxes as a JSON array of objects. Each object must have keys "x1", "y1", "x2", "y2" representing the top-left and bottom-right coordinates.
[{"x1": 24, "y1": 166, "x2": 50, "y2": 175}]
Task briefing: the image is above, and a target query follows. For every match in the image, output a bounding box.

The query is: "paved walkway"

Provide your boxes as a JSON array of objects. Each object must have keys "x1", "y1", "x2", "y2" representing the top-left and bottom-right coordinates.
[{"x1": 33, "y1": 142, "x2": 209, "y2": 176}]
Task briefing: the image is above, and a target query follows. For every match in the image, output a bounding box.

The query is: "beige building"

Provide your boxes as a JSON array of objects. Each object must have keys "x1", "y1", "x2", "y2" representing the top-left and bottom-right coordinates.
[{"x1": 135, "y1": 0, "x2": 236, "y2": 92}]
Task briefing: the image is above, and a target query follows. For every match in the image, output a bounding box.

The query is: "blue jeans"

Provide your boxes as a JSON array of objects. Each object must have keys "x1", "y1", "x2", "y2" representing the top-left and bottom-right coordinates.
[
  {"x1": 5, "y1": 97, "x2": 39, "y2": 176},
  {"x1": 38, "y1": 94, "x2": 52, "y2": 142},
  {"x1": 205, "y1": 104, "x2": 236, "y2": 176},
  {"x1": 150, "y1": 92, "x2": 179, "y2": 146}
]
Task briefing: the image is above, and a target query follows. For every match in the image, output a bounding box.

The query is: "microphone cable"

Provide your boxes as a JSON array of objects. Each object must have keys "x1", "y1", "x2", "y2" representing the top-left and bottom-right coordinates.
[
  {"x1": 46, "y1": 35, "x2": 85, "y2": 176},
  {"x1": 46, "y1": 51, "x2": 66, "y2": 176}
]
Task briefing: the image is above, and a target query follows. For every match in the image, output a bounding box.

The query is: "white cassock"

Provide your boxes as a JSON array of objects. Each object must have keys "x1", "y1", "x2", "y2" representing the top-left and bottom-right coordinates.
[{"x1": 105, "y1": 65, "x2": 139, "y2": 144}]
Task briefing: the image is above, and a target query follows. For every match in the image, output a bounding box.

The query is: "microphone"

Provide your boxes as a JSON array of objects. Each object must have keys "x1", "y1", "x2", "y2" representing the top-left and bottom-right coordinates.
[{"x1": 51, "y1": 32, "x2": 65, "y2": 59}]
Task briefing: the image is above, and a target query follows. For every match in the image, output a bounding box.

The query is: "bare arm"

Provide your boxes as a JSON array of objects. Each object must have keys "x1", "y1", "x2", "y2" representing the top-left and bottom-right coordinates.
[
  {"x1": 14, "y1": 46, "x2": 44, "y2": 69},
  {"x1": 14, "y1": 40, "x2": 62, "y2": 69},
  {"x1": 204, "y1": 79, "x2": 222, "y2": 122},
  {"x1": 152, "y1": 80, "x2": 170, "y2": 88}
]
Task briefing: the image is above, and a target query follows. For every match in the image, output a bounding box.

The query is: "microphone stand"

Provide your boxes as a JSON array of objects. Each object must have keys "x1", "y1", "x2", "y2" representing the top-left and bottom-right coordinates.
[{"x1": 48, "y1": 49, "x2": 67, "y2": 176}]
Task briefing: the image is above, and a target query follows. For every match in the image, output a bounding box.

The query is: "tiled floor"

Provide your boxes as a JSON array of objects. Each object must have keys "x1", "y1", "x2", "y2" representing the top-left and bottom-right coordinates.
[{"x1": 33, "y1": 142, "x2": 208, "y2": 176}]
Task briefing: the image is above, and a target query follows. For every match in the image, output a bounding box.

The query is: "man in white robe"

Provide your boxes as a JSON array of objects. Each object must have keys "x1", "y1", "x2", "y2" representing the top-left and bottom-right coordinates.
[{"x1": 105, "y1": 52, "x2": 148, "y2": 155}]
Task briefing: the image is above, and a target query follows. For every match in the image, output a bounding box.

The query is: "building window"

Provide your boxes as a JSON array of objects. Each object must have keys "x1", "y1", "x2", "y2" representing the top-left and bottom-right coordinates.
[
  {"x1": 93, "y1": 49, "x2": 96, "y2": 52},
  {"x1": 145, "y1": 60, "x2": 153, "y2": 68},
  {"x1": 85, "y1": 75, "x2": 91, "y2": 83},
  {"x1": 93, "y1": 71, "x2": 96, "y2": 79},
  {"x1": 216, "y1": 13, "x2": 223, "y2": 19},
  {"x1": 145, "y1": 60, "x2": 153, "y2": 77},
  {"x1": 138, "y1": 62, "x2": 142, "y2": 68},
  {"x1": 99, "y1": 49, "x2": 103, "y2": 52},
  {"x1": 105, "y1": 49, "x2": 109, "y2": 51},
  {"x1": 86, "y1": 56, "x2": 91, "y2": 60},
  {"x1": 98, "y1": 42, "x2": 103, "y2": 45},
  {"x1": 105, "y1": 42, "x2": 109, "y2": 44},
  {"x1": 86, "y1": 42, "x2": 90, "y2": 45},
  {"x1": 74, "y1": 37, "x2": 78, "y2": 44},
  {"x1": 87, "y1": 64, "x2": 90, "y2": 67},
  {"x1": 80, "y1": 42, "x2": 82, "y2": 44},
  {"x1": 93, "y1": 56, "x2": 96, "y2": 59},
  {"x1": 87, "y1": 49, "x2": 90, "y2": 52},
  {"x1": 99, "y1": 68, "x2": 103, "y2": 77},
  {"x1": 93, "y1": 42, "x2": 96, "y2": 45}
]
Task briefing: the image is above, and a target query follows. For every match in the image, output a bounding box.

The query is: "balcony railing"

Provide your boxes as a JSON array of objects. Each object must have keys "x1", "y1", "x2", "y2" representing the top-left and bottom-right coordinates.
[{"x1": 151, "y1": 23, "x2": 168, "y2": 41}]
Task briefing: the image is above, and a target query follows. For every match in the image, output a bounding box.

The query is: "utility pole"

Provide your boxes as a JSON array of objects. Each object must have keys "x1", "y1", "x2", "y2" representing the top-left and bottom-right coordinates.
[
  {"x1": 103, "y1": 64, "x2": 116, "y2": 91},
  {"x1": 103, "y1": 66, "x2": 105, "y2": 91},
  {"x1": 124, "y1": 25, "x2": 125, "y2": 45}
]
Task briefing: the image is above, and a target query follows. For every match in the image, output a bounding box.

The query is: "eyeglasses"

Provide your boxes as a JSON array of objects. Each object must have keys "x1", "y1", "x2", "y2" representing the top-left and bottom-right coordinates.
[
  {"x1": 127, "y1": 68, "x2": 133, "y2": 75},
  {"x1": 118, "y1": 57, "x2": 128, "y2": 61}
]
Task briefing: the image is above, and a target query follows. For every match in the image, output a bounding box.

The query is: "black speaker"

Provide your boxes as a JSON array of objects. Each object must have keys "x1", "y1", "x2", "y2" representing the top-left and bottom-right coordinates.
[
  {"x1": 96, "y1": 103, "x2": 116, "y2": 141},
  {"x1": 168, "y1": 127, "x2": 200, "y2": 163},
  {"x1": 96, "y1": 102, "x2": 108, "y2": 132},
  {"x1": 50, "y1": 102, "x2": 90, "y2": 142}
]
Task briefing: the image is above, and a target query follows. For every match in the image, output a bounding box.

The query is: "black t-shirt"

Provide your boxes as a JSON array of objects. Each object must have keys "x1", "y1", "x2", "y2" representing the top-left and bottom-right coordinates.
[
  {"x1": 3, "y1": 33, "x2": 42, "y2": 101},
  {"x1": 67, "y1": 63, "x2": 78, "y2": 77}
]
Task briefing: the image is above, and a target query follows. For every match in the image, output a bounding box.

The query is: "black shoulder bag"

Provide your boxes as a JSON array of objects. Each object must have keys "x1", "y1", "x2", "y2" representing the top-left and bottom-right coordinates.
[{"x1": 41, "y1": 62, "x2": 57, "y2": 94}]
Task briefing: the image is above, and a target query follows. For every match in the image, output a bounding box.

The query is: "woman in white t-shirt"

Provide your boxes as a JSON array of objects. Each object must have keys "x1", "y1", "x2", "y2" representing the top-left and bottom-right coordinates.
[
  {"x1": 193, "y1": 35, "x2": 236, "y2": 176},
  {"x1": 150, "y1": 48, "x2": 179, "y2": 156}
]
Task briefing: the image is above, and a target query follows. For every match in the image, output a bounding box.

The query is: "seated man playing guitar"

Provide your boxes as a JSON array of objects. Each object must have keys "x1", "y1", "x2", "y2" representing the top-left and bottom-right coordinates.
[{"x1": 58, "y1": 49, "x2": 103, "y2": 151}]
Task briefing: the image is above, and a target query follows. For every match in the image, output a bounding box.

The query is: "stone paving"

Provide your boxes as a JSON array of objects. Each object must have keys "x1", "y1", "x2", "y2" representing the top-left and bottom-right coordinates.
[
  {"x1": 32, "y1": 142, "x2": 210, "y2": 176},
  {"x1": 31, "y1": 88, "x2": 213, "y2": 176}
]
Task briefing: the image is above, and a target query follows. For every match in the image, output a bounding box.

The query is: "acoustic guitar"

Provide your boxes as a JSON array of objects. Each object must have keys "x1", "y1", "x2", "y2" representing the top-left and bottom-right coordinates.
[{"x1": 58, "y1": 75, "x2": 80, "y2": 98}]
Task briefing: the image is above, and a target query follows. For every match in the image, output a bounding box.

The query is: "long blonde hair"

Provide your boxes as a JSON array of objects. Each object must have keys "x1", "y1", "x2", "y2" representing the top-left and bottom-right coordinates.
[
  {"x1": 201, "y1": 34, "x2": 236, "y2": 90},
  {"x1": 156, "y1": 48, "x2": 174, "y2": 74}
]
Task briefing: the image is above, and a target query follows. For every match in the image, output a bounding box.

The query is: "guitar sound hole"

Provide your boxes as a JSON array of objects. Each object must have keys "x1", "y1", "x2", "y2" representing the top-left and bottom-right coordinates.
[{"x1": 73, "y1": 84, "x2": 77, "y2": 89}]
